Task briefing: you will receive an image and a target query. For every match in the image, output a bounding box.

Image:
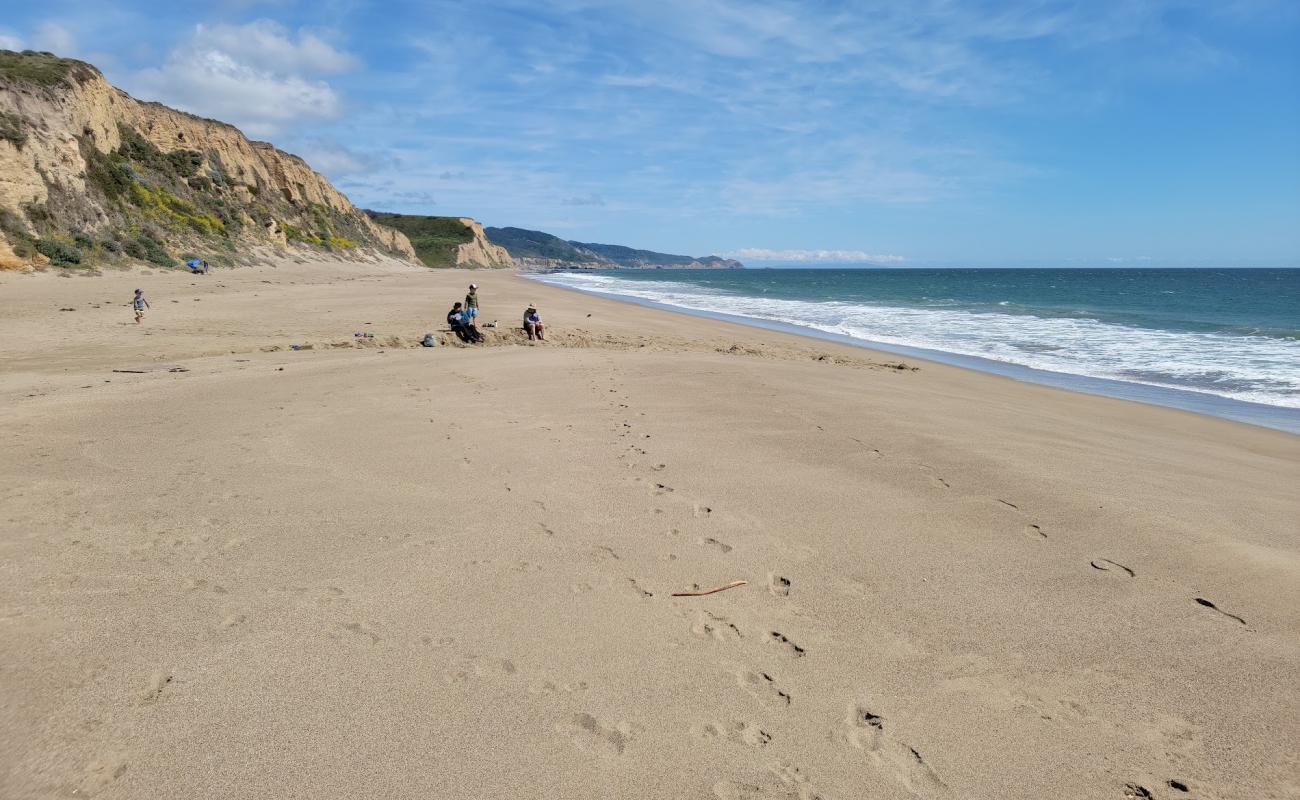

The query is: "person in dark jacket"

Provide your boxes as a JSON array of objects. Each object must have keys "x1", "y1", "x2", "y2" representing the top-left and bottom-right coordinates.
[{"x1": 447, "y1": 302, "x2": 481, "y2": 343}]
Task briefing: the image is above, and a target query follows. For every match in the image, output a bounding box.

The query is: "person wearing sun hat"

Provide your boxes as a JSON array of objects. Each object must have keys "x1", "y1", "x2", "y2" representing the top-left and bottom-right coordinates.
[{"x1": 523, "y1": 303, "x2": 545, "y2": 341}]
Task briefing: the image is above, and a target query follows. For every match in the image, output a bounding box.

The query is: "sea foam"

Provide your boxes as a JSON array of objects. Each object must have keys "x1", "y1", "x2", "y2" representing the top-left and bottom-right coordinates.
[{"x1": 533, "y1": 271, "x2": 1300, "y2": 410}]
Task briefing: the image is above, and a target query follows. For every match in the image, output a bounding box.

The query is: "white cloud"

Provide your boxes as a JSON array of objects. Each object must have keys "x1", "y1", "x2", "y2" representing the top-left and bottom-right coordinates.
[
  {"x1": 291, "y1": 141, "x2": 380, "y2": 177},
  {"x1": 561, "y1": 193, "x2": 606, "y2": 206},
  {"x1": 126, "y1": 21, "x2": 359, "y2": 138},
  {"x1": 32, "y1": 22, "x2": 75, "y2": 56},
  {"x1": 196, "y1": 21, "x2": 359, "y2": 74},
  {"x1": 728, "y1": 248, "x2": 905, "y2": 263},
  {"x1": 132, "y1": 51, "x2": 342, "y2": 137},
  {"x1": 0, "y1": 30, "x2": 23, "y2": 50}
]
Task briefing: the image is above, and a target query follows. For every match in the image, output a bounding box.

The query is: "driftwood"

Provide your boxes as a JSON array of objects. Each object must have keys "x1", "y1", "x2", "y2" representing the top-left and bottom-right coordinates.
[
  {"x1": 112, "y1": 365, "x2": 189, "y2": 373},
  {"x1": 670, "y1": 580, "x2": 747, "y2": 597}
]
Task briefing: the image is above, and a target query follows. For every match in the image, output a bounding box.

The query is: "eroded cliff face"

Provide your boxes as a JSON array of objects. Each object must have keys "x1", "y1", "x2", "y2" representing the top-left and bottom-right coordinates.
[
  {"x1": 453, "y1": 218, "x2": 513, "y2": 268},
  {"x1": 0, "y1": 50, "x2": 415, "y2": 269}
]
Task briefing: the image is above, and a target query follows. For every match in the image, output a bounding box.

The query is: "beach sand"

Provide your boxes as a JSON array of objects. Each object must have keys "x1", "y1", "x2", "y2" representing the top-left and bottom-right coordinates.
[{"x1": 1, "y1": 259, "x2": 1297, "y2": 799}]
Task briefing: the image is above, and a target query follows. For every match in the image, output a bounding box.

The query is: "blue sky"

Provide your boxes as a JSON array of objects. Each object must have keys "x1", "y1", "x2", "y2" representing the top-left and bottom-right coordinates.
[{"x1": 3, "y1": 1, "x2": 1298, "y2": 265}]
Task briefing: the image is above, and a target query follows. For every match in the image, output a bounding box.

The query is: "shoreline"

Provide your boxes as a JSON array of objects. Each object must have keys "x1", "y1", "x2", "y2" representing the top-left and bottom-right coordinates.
[
  {"x1": 2, "y1": 260, "x2": 1297, "y2": 799},
  {"x1": 526, "y1": 273, "x2": 1300, "y2": 434}
]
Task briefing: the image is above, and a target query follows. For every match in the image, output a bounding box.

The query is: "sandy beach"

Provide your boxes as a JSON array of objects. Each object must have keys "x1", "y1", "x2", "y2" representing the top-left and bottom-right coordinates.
[{"x1": 1, "y1": 259, "x2": 1297, "y2": 800}]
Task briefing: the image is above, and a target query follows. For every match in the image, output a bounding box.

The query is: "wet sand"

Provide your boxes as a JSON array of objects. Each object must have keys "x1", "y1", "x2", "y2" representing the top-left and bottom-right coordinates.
[{"x1": 1, "y1": 259, "x2": 1297, "y2": 799}]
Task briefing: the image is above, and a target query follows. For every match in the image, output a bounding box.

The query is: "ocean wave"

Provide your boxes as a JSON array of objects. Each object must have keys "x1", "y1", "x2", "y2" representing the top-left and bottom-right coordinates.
[{"x1": 532, "y1": 272, "x2": 1300, "y2": 409}]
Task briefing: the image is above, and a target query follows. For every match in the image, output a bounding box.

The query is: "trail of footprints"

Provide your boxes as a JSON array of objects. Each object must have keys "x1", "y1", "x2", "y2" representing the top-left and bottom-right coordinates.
[
  {"x1": 594, "y1": 373, "x2": 957, "y2": 795},
  {"x1": 584, "y1": 368, "x2": 1231, "y2": 794}
]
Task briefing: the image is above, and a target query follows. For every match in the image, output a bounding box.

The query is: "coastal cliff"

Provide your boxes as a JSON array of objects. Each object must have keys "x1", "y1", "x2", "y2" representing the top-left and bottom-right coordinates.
[
  {"x1": 453, "y1": 217, "x2": 514, "y2": 268},
  {"x1": 0, "y1": 50, "x2": 416, "y2": 270},
  {"x1": 366, "y1": 212, "x2": 513, "y2": 269},
  {"x1": 484, "y1": 226, "x2": 742, "y2": 270}
]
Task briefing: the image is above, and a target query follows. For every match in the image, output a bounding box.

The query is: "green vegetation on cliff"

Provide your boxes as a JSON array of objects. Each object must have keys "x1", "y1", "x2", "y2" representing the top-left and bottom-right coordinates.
[
  {"x1": 484, "y1": 226, "x2": 742, "y2": 269},
  {"x1": 0, "y1": 50, "x2": 96, "y2": 87},
  {"x1": 0, "y1": 51, "x2": 410, "y2": 270},
  {"x1": 365, "y1": 212, "x2": 473, "y2": 268},
  {"x1": 0, "y1": 110, "x2": 25, "y2": 147}
]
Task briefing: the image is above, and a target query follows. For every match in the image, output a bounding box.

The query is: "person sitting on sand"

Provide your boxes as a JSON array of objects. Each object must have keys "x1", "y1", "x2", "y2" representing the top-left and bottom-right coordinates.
[
  {"x1": 132, "y1": 289, "x2": 150, "y2": 324},
  {"x1": 447, "y1": 302, "x2": 482, "y2": 343},
  {"x1": 523, "y1": 305, "x2": 546, "y2": 341}
]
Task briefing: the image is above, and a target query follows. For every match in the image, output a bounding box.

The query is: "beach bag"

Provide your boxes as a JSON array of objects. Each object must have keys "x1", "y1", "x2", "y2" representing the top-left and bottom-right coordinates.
[{"x1": 421, "y1": 333, "x2": 436, "y2": 347}]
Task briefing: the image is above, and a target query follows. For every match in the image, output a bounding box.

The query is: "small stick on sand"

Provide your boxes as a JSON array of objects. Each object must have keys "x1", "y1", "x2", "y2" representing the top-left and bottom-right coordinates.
[{"x1": 671, "y1": 580, "x2": 747, "y2": 597}]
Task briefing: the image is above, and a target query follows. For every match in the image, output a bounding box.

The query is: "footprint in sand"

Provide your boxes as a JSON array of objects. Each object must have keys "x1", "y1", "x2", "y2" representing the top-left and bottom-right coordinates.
[
  {"x1": 1194, "y1": 597, "x2": 1246, "y2": 625},
  {"x1": 529, "y1": 680, "x2": 589, "y2": 696},
  {"x1": 918, "y1": 465, "x2": 950, "y2": 489},
  {"x1": 737, "y1": 669, "x2": 792, "y2": 707},
  {"x1": 559, "y1": 713, "x2": 635, "y2": 757},
  {"x1": 848, "y1": 437, "x2": 883, "y2": 455},
  {"x1": 627, "y1": 577, "x2": 654, "y2": 598},
  {"x1": 588, "y1": 546, "x2": 619, "y2": 562},
  {"x1": 713, "y1": 771, "x2": 823, "y2": 800},
  {"x1": 139, "y1": 672, "x2": 173, "y2": 705},
  {"x1": 769, "y1": 762, "x2": 825, "y2": 799},
  {"x1": 1090, "y1": 558, "x2": 1134, "y2": 577},
  {"x1": 699, "y1": 537, "x2": 733, "y2": 553},
  {"x1": 768, "y1": 574, "x2": 791, "y2": 597},
  {"x1": 692, "y1": 611, "x2": 743, "y2": 642},
  {"x1": 69, "y1": 754, "x2": 129, "y2": 796},
  {"x1": 711, "y1": 779, "x2": 807, "y2": 800},
  {"x1": 1024, "y1": 524, "x2": 1047, "y2": 539},
  {"x1": 768, "y1": 631, "x2": 806, "y2": 658},
  {"x1": 339, "y1": 621, "x2": 381, "y2": 644},
  {"x1": 839, "y1": 701, "x2": 946, "y2": 794},
  {"x1": 693, "y1": 720, "x2": 772, "y2": 747}
]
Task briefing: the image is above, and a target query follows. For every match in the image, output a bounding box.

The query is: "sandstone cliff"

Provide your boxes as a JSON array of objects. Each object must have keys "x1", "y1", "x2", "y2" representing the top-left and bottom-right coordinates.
[
  {"x1": 364, "y1": 211, "x2": 514, "y2": 269},
  {"x1": 452, "y1": 217, "x2": 513, "y2": 268},
  {"x1": 0, "y1": 50, "x2": 416, "y2": 269}
]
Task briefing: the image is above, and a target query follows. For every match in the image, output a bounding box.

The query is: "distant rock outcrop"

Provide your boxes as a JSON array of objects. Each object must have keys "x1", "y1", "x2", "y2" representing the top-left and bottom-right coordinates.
[
  {"x1": 367, "y1": 211, "x2": 513, "y2": 269},
  {"x1": 453, "y1": 217, "x2": 514, "y2": 268},
  {"x1": 484, "y1": 226, "x2": 742, "y2": 270},
  {"x1": 0, "y1": 50, "x2": 416, "y2": 270}
]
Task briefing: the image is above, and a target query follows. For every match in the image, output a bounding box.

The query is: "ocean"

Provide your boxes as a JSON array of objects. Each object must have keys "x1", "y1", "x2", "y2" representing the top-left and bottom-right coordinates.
[{"x1": 530, "y1": 268, "x2": 1300, "y2": 432}]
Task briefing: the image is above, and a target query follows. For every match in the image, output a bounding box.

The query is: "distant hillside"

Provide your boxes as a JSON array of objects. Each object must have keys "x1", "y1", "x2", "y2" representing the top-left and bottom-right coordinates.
[
  {"x1": 0, "y1": 50, "x2": 415, "y2": 271},
  {"x1": 481, "y1": 227, "x2": 604, "y2": 265},
  {"x1": 485, "y1": 226, "x2": 742, "y2": 269},
  {"x1": 364, "y1": 212, "x2": 512, "y2": 269}
]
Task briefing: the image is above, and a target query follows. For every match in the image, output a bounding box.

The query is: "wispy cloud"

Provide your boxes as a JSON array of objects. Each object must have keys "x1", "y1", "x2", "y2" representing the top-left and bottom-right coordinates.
[
  {"x1": 125, "y1": 20, "x2": 357, "y2": 137},
  {"x1": 196, "y1": 21, "x2": 358, "y2": 74},
  {"x1": 32, "y1": 22, "x2": 75, "y2": 55},
  {"x1": 561, "y1": 193, "x2": 606, "y2": 206},
  {"x1": 728, "y1": 248, "x2": 905, "y2": 263},
  {"x1": 11, "y1": 0, "x2": 1288, "y2": 261}
]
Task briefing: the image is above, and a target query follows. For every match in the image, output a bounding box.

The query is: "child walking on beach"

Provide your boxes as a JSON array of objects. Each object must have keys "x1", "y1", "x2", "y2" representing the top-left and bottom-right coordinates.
[{"x1": 132, "y1": 289, "x2": 150, "y2": 324}]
